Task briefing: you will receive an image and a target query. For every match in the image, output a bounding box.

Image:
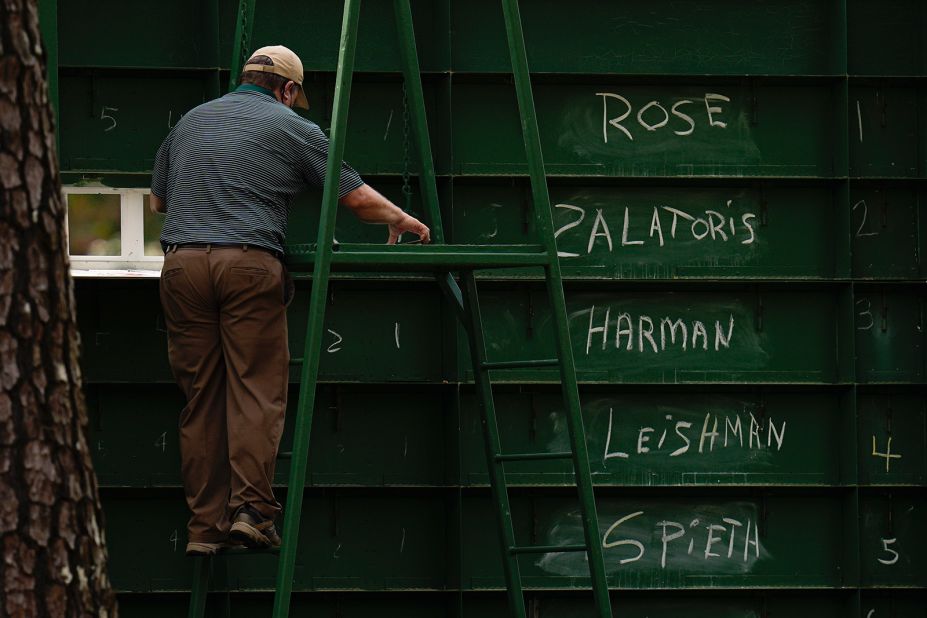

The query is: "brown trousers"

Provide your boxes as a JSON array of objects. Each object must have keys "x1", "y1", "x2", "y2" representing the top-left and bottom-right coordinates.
[{"x1": 159, "y1": 245, "x2": 289, "y2": 543}]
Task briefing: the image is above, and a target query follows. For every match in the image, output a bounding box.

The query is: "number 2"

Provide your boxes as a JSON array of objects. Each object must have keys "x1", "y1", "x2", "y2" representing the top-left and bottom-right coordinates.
[{"x1": 853, "y1": 200, "x2": 878, "y2": 238}]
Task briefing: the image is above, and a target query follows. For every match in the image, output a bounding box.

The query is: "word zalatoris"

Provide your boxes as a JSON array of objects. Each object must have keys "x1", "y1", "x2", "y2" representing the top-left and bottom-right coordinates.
[{"x1": 554, "y1": 200, "x2": 758, "y2": 258}]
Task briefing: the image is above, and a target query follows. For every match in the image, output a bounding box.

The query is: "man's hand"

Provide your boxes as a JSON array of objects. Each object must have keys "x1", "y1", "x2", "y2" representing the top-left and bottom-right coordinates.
[
  {"x1": 387, "y1": 213, "x2": 430, "y2": 245},
  {"x1": 339, "y1": 184, "x2": 431, "y2": 244}
]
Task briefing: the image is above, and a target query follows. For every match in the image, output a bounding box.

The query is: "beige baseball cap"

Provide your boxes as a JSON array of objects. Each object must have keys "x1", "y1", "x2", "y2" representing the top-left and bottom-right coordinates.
[{"x1": 242, "y1": 45, "x2": 309, "y2": 110}]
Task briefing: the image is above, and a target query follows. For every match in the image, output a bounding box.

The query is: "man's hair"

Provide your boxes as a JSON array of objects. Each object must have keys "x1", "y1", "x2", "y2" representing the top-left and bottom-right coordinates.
[{"x1": 239, "y1": 55, "x2": 289, "y2": 92}]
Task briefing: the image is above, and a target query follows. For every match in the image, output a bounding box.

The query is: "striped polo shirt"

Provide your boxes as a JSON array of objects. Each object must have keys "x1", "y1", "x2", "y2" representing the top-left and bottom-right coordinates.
[{"x1": 152, "y1": 84, "x2": 365, "y2": 254}]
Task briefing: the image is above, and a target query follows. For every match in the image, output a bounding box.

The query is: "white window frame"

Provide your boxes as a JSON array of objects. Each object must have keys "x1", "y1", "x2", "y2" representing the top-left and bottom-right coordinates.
[{"x1": 64, "y1": 186, "x2": 163, "y2": 278}]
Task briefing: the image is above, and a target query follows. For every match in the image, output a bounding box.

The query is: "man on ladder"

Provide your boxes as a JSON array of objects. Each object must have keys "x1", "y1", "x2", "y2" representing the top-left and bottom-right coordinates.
[{"x1": 150, "y1": 44, "x2": 430, "y2": 557}]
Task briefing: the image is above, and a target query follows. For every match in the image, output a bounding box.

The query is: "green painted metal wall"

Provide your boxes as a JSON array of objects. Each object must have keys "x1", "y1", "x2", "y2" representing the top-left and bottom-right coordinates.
[{"x1": 39, "y1": 0, "x2": 926, "y2": 615}]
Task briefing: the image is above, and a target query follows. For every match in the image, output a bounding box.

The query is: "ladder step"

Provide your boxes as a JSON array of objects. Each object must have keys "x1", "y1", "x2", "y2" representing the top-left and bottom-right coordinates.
[
  {"x1": 289, "y1": 358, "x2": 303, "y2": 365},
  {"x1": 278, "y1": 451, "x2": 292, "y2": 460},
  {"x1": 481, "y1": 358, "x2": 559, "y2": 370},
  {"x1": 218, "y1": 545, "x2": 281, "y2": 556},
  {"x1": 495, "y1": 451, "x2": 573, "y2": 462},
  {"x1": 285, "y1": 243, "x2": 551, "y2": 272},
  {"x1": 509, "y1": 544, "x2": 588, "y2": 555}
]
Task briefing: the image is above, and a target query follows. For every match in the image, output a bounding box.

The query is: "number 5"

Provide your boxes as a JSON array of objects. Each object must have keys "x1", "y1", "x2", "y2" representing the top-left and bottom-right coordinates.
[
  {"x1": 877, "y1": 537, "x2": 899, "y2": 565},
  {"x1": 100, "y1": 106, "x2": 119, "y2": 132}
]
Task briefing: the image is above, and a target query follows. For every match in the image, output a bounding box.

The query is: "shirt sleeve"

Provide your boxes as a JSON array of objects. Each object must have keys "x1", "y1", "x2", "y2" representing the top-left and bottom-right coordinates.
[
  {"x1": 150, "y1": 129, "x2": 174, "y2": 199},
  {"x1": 295, "y1": 120, "x2": 365, "y2": 198}
]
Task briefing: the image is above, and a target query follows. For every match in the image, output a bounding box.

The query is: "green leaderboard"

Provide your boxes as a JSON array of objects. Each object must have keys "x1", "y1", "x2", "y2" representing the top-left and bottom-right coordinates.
[{"x1": 41, "y1": 0, "x2": 925, "y2": 616}]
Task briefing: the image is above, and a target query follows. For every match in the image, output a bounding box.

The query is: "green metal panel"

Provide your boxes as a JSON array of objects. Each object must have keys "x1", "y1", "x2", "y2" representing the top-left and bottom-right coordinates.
[
  {"x1": 466, "y1": 286, "x2": 844, "y2": 383},
  {"x1": 451, "y1": 0, "x2": 844, "y2": 75},
  {"x1": 77, "y1": 281, "x2": 447, "y2": 383},
  {"x1": 458, "y1": 388, "x2": 853, "y2": 487},
  {"x1": 58, "y1": 74, "x2": 213, "y2": 172},
  {"x1": 461, "y1": 492, "x2": 855, "y2": 589},
  {"x1": 859, "y1": 491, "x2": 927, "y2": 587},
  {"x1": 454, "y1": 183, "x2": 843, "y2": 279},
  {"x1": 847, "y1": 0, "x2": 927, "y2": 76},
  {"x1": 86, "y1": 385, "x2": 455, "y2": 488},
  {"x1": 39, "y1": 0, "x2": 927, "y2": 614},
  {"x1": 102, "y1": 491, "x2": 451, "y2": 592},
  {"x1": 850, "y1": 183, "x2": 925, "y2": 279},
  {"x1": 853, "y1": 285, "x2": 926, "y2": 383},
  {"x1": 115, "y1": 591, "x2": 883, "y2": 618},
  {"x1": 58, "y1": 0, "x2": 225, "y2": 69},
  {"x1": 857, "y1": 390, "x2": 927, "y2": 485},
  {"x1": 850, "y1": 85, "x2": 925, "y2": 178},
  {"x1": 452, "y1": 82, "x2": 841, "y2": 177}
]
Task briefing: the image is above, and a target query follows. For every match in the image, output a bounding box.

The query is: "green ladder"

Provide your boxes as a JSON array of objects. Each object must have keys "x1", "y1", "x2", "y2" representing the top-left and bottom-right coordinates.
[{"x1": 187, "y1": 1, "x2": 613, "y2": 617}]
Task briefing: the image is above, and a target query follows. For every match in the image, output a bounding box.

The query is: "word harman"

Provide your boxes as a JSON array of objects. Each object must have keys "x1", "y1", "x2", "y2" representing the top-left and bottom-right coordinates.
[{"x1": 583, "y1": 306, "x2": 736, "y2": 354}]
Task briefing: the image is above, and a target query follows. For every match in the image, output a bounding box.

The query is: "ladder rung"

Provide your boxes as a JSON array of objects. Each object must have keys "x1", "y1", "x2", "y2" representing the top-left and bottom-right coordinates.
[
  {"x1": 219, "y1": 545, "x2": 281, "y2": 556},
  {"x1": 289, "y1": 358, "x2": 303, "y2": 365},
  {"x1": 481, "y1": 358, "x2": 559, "y2": 370},
  {"x1": 495, "y1": 451, "x2": 573, "y2": 462},
  {"x1": 509, "y1": 544, "x2": 587, "y2": 555},
  {"x1": 278, "y1": 451, "x2": 292, "y2": 460},
  {"x1": 285, "y1": 243, "x2": 551, "y2": 272}
]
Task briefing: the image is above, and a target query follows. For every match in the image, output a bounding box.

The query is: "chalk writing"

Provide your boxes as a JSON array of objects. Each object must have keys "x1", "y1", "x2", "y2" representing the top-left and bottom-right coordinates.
[
  {"x1": 603, "y1": 409, "x2": 786, "y2": 462},
  {"x1": 856, "y1": 100, "x2": 864, "y2": 143},
  {"x1": 327, "y1": 329, "x2": 343, "y2": 353},
  {"x1": 856, "y1": 298, "x2": 874, "y2": 330},
  {"x1": 100, "y1": 106, "x2": 119, "y2": 132},
  {"x1": 583, "y1": 306, "x2": 736, "y2": 355},
  {"x1": 596, "y1": 92, "x2": 730, "y2": 143},
  {"x1": 554, "y1": 200, "x2": 757, "y2": 257},
  {"x1": 877, "y1": 538, "x2": 899, "y2": 565},
  {"x1": 871, "y1": 436, "x2": 902, "y2": 472},
  {"x1": 602, "y1": 510, "x2": 762, "y2": 568},
  {"x1": 853, "y1": 200, "x2": 879, "y2": 238},
  {"x1": 154, "y1": 431, "x2": 166, "y2": 453}
]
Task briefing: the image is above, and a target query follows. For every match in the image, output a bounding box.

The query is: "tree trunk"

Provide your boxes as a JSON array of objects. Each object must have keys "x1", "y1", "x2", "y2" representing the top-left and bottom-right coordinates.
[{"x1": 0, "y1": 1, "x2": 118, "y2": 616}]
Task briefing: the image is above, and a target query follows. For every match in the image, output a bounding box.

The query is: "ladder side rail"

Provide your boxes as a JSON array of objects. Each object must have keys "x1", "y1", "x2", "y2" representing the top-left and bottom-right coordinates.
[
  {"x1": 187, "y1": 556, "x2": 211, "y2": 618},
  {"x1": 392, "y1": 0, "x2": 446, "y2": 243},
  {"x1": 461, "y1": 272, "x2": 528, "y2": 618},
  {"x1": 228, "y1": 0, "x2": 257, "y2": 93},
  {"x1": 498, "y1": 2, "x2": 613, "y2": 616},
  {"x1": 271, "y1": 1, "x2": 364, "y2": 616},
  {"x1": 391, "y1": 0, "x2": 471, "y2": 335}
]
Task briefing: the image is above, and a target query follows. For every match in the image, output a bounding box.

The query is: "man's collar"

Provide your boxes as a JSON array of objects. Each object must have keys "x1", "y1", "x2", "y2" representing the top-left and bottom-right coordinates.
[{"x1": 236, "y1": 83, "x2": 276, "y2": 99}]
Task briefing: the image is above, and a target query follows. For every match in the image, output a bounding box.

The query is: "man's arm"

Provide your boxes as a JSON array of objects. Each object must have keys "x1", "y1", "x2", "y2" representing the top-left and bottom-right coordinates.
[
  {"x1": 339, "y1": 184, "x2": 430, "y2": 244},
  {"x1": 150, "y1": 193, "x2": 166, "y2": 214}
]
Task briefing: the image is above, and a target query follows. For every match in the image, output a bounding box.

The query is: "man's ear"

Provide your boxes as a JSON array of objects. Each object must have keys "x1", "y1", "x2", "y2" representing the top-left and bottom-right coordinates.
[{"x1": 284, "y1": 81, "x2": 297, "y2": 107}]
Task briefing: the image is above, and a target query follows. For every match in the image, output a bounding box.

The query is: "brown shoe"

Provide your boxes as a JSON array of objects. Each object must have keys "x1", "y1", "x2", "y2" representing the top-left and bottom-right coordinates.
[
  {"x1": 185, "y1": 541, "x2": 223, "y2": 557},
  {"x1": 229, "y1": 505, "x2": 282, "y2": 549},
  {"x1": 185, "y1": 539, "x2": 242, "y2": 557}
]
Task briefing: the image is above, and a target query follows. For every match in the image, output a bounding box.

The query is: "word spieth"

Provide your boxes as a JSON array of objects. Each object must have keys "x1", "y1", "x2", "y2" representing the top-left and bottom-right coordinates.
[{"x1": 602, "y1": 510, "x2": 763, "y2": 568}]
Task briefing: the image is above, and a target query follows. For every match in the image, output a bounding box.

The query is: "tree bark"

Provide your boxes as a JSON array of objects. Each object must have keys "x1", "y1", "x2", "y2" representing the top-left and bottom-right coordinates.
[{"x1": 0, "y1": 0, "x2": 118, "y2": 616}]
